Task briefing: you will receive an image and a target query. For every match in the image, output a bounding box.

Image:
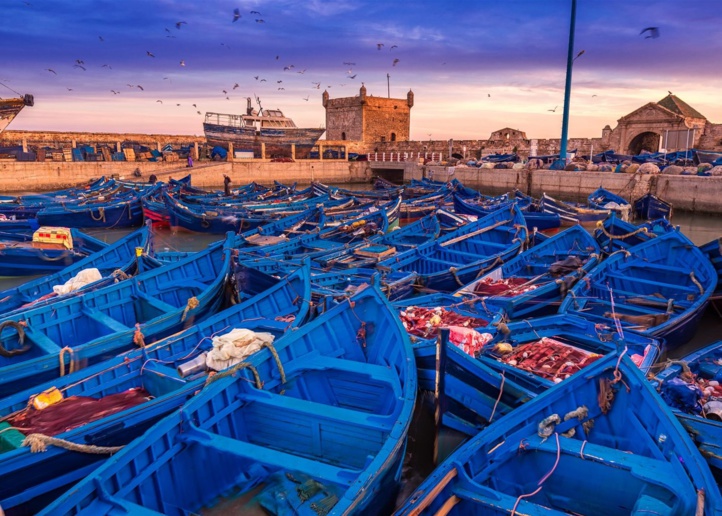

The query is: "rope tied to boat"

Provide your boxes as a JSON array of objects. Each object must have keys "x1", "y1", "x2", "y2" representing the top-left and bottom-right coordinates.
[
  {"x1": 449, "y1": 266, "x2": 464, "y2": 287},
  {"x1": 112, "y1": 269, "x2": 130, "y2": 281},
  {"x1": 59, "y1": 346, "x2": 76, "y2": 377},
  {"x1": 133, "y1": 324, "x2": 145, "y2": 348},
  {"x1": 181, "y1": 296, "x2": 199, "y2": 322},
  {"x1": 560, "y1": 405, "x2": 589, "y2": 438},
  {"x1": 347, "y1": 300, "x2": 368, "y2": 348},
  {"x1": 511, "y1": 432, "x2": 561, "y2": 516},
  {"x1": 90, "y1": 206, "x2": 106, "y2": 222},
  {"x1": 0, "y1": 320, "x2": 31, "y2": 358},
  {"x1": 488, "y1": 371, "x2": 505, "y2": 424},
  {"x1": 475, "y1": 256, "x2": 503, "y2": 279},
  {"x1": 537, "y1": 414, "x2": 561, "y2": 439},
  {"x1": 22, "y1": 433, "x2": 123, "y2": 454},
  {"x1": 206, "y1": 361, "x2": 262, "y2": 389},
  {"x1": 595, "y1": 220, "x2": 650, "y2": 240},
  {"x1": 261, "y1": 341, "x2": 286, "y2": 386},
  {"x1": 690, "y1": 271, "x2": 704, "y2": 295}
]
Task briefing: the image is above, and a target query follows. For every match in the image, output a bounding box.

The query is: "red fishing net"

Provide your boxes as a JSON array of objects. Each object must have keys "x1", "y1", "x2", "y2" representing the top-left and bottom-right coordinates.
[
  {"x1": 498, "y1": 338, "x2": 602, "y2": 382},
  {"x1": 399, "y1": 306, "x2": 492, "y2": 355},
  {"x1": 474, "y1": 276, "x2": 539, "y2": 296},
  {"x1": 10, "y1": 387, "x2": 150, "y2": 436}
]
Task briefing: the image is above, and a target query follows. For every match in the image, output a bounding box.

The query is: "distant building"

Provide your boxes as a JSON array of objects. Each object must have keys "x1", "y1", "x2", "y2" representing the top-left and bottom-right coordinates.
[
  {"x1": 322, "y1": 85, "x2": 414, "y2": 144},
  {"x1": 605, "y1": 94, "x2": 708, "y2": 154}
]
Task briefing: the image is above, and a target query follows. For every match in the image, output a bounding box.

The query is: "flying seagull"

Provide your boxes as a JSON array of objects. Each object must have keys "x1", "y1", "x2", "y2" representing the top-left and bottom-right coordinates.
[
  {"x1": 255, "y1": 19, "x2": 265, "y2": 23},
  {"x1": 377, "y1": 43, "x2": 384, "y2": 50},
  {"x1": 137, "y1": 85, "x2": 144, "y2": 91},
  {"x1": 392, "y1": 58, "x2": 399, "y2": 66},
  {"x1": 348, "y1": 74, "x2": 357, "y2": 79},
  {"x1": 175, "y1": 21, "x2": 187, "y2": 29},
  {"x1": 250, "y1": 10, "x2": 261, "y2": 15},
  {"x1": 233, "y1": 83, "x2": 239, "y2": 89},
  {"x1": 233, "y1": 8, "x2": 241, "y2": 22},
  {"x1": 180, "y1": 60, "x2": 186, "y2": 66},
  {"x1": 343, "y1": 62, "x2": 356, "y2": 66},
  {"x1": 147, "y1": 51, "x2": 155, "y2": 58},
  {"x1": 640, "y1": 27, "x2": 660, "y2": 39},
  {"x1": 98, "y1": 36, "x2": 104, "y2": 42},
  {"x1": 73, "y1": 64, "x2": 86, "y2": 71},
  {"x1": 156, "y1": 100, "x2": 163, "y2": 103},
  {"x1": 548, "y1": 106, "x2": 558, "y2": 112},
  {"x1": 45, "y1": 68, "x2": 57, "y2": 74},
  {"x1": 303, "y1": 95, "x2": 309, "y2": 101}
]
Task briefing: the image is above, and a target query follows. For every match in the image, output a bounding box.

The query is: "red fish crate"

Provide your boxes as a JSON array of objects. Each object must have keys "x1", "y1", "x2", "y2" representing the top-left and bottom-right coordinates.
[{"x1": 498, "y1": 337, "x2": 602, "y2": 382}]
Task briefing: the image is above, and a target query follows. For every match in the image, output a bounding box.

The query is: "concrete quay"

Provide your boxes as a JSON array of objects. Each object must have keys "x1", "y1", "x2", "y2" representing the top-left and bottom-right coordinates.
[{"x1": 1, "y1": 159, "x2": 721, "y2": 214}]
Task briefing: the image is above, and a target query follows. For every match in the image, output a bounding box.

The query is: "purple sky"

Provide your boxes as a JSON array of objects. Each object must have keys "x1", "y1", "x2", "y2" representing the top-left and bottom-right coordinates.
[{"x1": 2, "y1": 0, "x2": 721, "y2": 141}]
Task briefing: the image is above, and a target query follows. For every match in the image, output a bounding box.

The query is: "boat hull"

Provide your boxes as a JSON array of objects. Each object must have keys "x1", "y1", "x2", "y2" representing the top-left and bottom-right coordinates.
[{"x1": 203, "y1": 123, "x2": 325, "y2": 158}]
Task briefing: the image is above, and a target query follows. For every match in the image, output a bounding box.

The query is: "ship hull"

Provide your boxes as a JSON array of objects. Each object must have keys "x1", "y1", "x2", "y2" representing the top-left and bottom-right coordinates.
[
  {"x1": 0, "y1": 98, "x2": 27, "y2": 134},
  {"x1": 203, "y1": 123, "x2": 325, "y2": 158}
]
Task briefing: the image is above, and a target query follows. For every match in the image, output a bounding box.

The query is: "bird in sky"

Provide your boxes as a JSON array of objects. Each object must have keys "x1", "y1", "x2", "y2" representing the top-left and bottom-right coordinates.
[
  {"x1": 275, "y1": 55, "x2": 280, "y2": 60},
  {"x1": 254, "y1": 75, "x2": 259, "y2": 80},
  {"x1": 197, "y1": 111, "x2": 201, "y2": 115},
  {"x1": 192, "y1": 103, "x2": 197, "y2": 107},
  {"x1": 180, "y1": 60, "x2": 186, "y2": 66},
  {"x1": 277, "y1": 80, "x2": 282, "y2": 83},
  {"x1": 592, "y1": 94, "x2": 597, "y2": 97},
  {"x1": 303, "y1": 95, "x2": 309, "y2": 101},
  {"x1": 73, "y1": 64, "x2": 86, "y2": 71},
  {"x1": 233, "y1": 8, "x2": 241, "y2": 22},
  {"x1": 177, "y1": 103, "x2": 181, "y2": 106},
  {"x1": 147, "y1": 51, "x2": 155, "y2": 58},
  {"x1": 260, "y1": 78, "x2": 267, "y2": 82},
  {"x1": 66, "y1": 87, "x2": 73, "y2": 91},
  {"x1": 377, "y1": 43, "x2": 384, "y2": 50},
  {"x1": 45, "y1": 68, "x2": 57, "y2": 74},
  {"x1": 343, "y1": 62, "x2": 356, "y2": 66},
  {"x1": 297, "y1": 69, "x2": 306, "y2": 74},
  {"x1": 250, "y1": 10, "x2": 261, "y2": 15},
  {"x1": 548, "y1": 106, "x2": 558, "y2": 112},
  {"x1": 392, "y1": 58, "x2": 399, "y2": 66},
  {"x1": 126, "y1": 84, "x2": 135, "y2": 88},
  {"x1": 222, "y1": 89, "x2": 228, "y2": 94},
  {"x1": 668, "y1": 90, "x2": 673, "y2": 95},
  {"x1": 348, "y1": 74, "x2": 357, "y2": 79},
  {"x1": 278, "y1": 87, "x2": 284, "y2": 90},
  {"x1": 640, "y1": 27, "x2": 660, "y2": 39},
  {"x1": 175, "y1": 21, "x2": 187, "y2": 29},
  {"x1": 312, "y1": 81, "x2": 320, "y2": 89},
  {"x1": 390, "y1": 45, "x2": 398, "y2": 50},
  {"x1": 98, "y1": 36, "x2": 104, "y2": 42},
  {"x1": 101, "y1": 64, "x2": 112, "y2": 69},
  {"x1": 156, "y1": 100, "x2": 163, "y2": 103},
  {"x1": 488, "y1": 94, "x2": 491, "y2": 97},
  {"x1": 137, "y1": 85, "x2": 144, "y2": 91},
  {"x1": 111, "y1": 90, "x2": 119, "y2": 94},
  {"x1": 75, "y1": 59, "x2": 84, "y2": 65},
  {"x1": 233, "y1": 83, "x2": 239, "y2": 89},
  {"x1": 256, "y1": 19, "x2": 265, "y2": 23}
]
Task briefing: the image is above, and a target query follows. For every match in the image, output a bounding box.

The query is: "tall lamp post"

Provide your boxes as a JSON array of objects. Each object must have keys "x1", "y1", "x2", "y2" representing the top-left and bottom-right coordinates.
[{"x1": 559, "y1": 0, "x2": 580, "y2": 166}]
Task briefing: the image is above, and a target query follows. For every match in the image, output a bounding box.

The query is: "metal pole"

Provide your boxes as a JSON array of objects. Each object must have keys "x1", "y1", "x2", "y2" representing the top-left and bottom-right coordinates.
[
  {"x1": 559, "y1": 0, "x2": 578, "y2": 165},
  {"x1": 387, "y1": 73, "x2": 390, "y2": 98},
  {"x1": 434, "y1": 327, "x2": 449, "y2": 466}
]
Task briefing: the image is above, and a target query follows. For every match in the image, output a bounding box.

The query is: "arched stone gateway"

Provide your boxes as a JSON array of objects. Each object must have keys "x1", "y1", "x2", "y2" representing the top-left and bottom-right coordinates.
[{"x1": 628, "y1": 131, "x2": 660, "y2": 155}]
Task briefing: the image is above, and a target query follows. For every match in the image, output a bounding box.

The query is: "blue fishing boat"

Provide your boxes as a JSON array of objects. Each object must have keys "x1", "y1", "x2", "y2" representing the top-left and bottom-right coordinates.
[
  {"x1": 0, "y1": 227, "x2": 109, "y2": 276},
  {"x1": 377, "y1": 205, "x2": 527, "y2": 292},
  {"x1": 699, "y1": 236, "x2": 722, "y2": 308},
  {"x1": 455, "y1": 225, "x2": 600, "y2": 319},
  {"x1": 654, "y1": 339, "x2": 722, "y2": 478},
  {"x1": 633, "y1": 192, "x2": 673, "y2": 221},
  {"x1": 0, "y1": 235, "x2": 233, "y2": 398},
  {"x1": 0, "y1": 217, "x2": 39, "y2": 233},
  {"x1": 40, "y1": 282, "x2": 417, "y2": 516},
  {"x1": 560, "y1": 230, "x2": 717, "y2": 349},
  {"x1": 587, "y1": 186, "x2": 631, "y2": 221},
  {"x1": 539, "y1": 192, "x2": 611, "y2": 226},
  {"x1": 453, "y1": 192, "x2": 561, "y2": 231},
  {"x1": 0, "y1": 264, "x2": 311, "y2": 515},
  {"x1": 0, "y1": 224, "x2": 153, "y2": 315},
  {"x1": 593, "y1": 213, "x2": 675, "y2": 255},
  {"x1": 396, "y1": 351, "x2": 722, "y2": 515}
]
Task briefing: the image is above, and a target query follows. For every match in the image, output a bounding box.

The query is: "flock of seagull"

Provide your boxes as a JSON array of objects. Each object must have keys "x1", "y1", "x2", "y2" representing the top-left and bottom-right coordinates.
[{"x1": 35, "y1": 6, "x2": 404, "y2": 120}]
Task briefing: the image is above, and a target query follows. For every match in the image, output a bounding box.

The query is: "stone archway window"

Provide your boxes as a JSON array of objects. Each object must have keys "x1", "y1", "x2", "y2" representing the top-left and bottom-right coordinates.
[
  {"x1": 391, "y1": 132, "x2": 397, "y2": 141},
  {"x1": 628, "y1": 131, "x2": 661, "y2": 155}
]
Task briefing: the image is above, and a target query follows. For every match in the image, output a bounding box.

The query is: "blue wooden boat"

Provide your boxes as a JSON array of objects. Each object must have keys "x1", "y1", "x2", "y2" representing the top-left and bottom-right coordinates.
[
  {"x1": 0, "y1": 224, "x2": 153, "y2": 315},
  {"x1": 453, "y1": 192, "x2": 561, "y2": 231},
  {"x1": 560, "y1": 230, "x2": 717, "y2": 349},
  {"x1": 654, "y1": 339, "x2": 722, "y2": 479},
  {"x1": 313, "y1": 212, "x2": 440, "y2": 269},
  {"x1": 0, "y1": 227, "x2": 109, "y2": 276},
  {"x1": 0, "y1": 264, "x2": 311, "y2": 515},
  {"x1": 35, "y1": 186, "x2": 155, "y2": 228},
  {"x1": 377, "y1": 205, "x2": 527, "y2": 292},
  {"x1": 593, "y1": 213, "x2": 675, "y2": 255},
  {"x1": 396, "y1": 351, "x2": 722, "y2": 515},
  {"x1": 633, "y1": 192, "x2": 673, "y2": 220},
  {"x1": 0, "y1": 235, "x2": 233, "y2": 398},
  {"x1": 163, "y1": 191, "x2": 269, "y2": 233},
  {"x1": 40, "y1": 282, "x2": 417, "y2": 516},
  {"x1": 587, "y1": 186, "x2": 631, "y2": 221},
  {"x1": 539, "y1": 192, "x2": 611, "y2": 226},
  {"x1": 0, "y1": 217, "x2": 39, "y2": 233},
  {"x1": 455, "y1": 225, "x2": 600, "y2": 319},
  {"x1": 699, "y1": 236, "x2": 722, "y2": 306}
]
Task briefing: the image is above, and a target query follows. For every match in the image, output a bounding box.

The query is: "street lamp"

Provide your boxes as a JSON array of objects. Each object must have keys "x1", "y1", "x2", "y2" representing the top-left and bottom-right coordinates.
[{"x1": 559, "y1": 0, "x2": 579, "y2": 167}]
